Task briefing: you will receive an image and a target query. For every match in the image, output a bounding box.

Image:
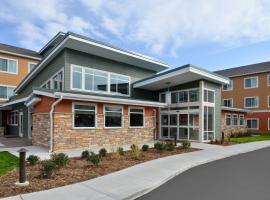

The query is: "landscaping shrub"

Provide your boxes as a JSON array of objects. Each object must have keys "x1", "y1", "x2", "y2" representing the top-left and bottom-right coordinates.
[
  {"x1": 165, "y1": 142, "x2": 175, "y2": 151},
  {"x1": 51, "y1": 153, "x2": 69, "y2": 168},
  {"x1": 181, "y1": 140, "x2": 191, "y2": 149},
  {"x1": 110, "y1": 146, "x2": 120, "y2": 159},
  {"x1": 142, "y1": 144, "x2": 149, "y2": 151},
  {"x1": 154, "y1": 142, "x2": 166, "y2": 151},
  {"x1": 130, "y1": 144, "x2": 141, "y2": 159},
  {"x1": 40, "y1": 160, "x2": 56, "y2": 178},
  {"x1": 87, "y1": 152, "x2": 101, "y2": 166},
  {"x1": 99, "y1": 148, "x2": 108, "y2": 157},
  {"x1": 117, "y1": 147, "x2": 124, "y2": 155},
  {"x1": 81, "y1": 150, "x2": 90, "y2": 159},
  {"x1": 27, "y1": 155, "x2": 40, "y2": 165}
]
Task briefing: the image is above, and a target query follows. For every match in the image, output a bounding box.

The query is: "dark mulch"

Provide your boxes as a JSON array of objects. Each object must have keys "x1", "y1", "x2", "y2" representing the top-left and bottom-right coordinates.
[{"x1": 0, "y1": 147, "x2": 199, "y2": 198}]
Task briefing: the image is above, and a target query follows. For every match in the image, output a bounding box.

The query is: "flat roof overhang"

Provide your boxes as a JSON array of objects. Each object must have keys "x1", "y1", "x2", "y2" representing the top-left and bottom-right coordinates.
[{"x1": 133, "y1": 65, "x2": 230, "y2": 91}]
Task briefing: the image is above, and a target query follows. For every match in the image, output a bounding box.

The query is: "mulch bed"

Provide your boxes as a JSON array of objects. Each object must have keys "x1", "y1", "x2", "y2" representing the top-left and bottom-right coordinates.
[{"x1": 0, "y1": 147, "x2": 198, "y2": 198}]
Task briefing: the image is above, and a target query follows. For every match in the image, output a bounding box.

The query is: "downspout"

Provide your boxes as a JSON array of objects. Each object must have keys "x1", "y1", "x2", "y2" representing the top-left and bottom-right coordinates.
[{"x1": 49, "y1": 96, "x2": 63, "y2": 153}]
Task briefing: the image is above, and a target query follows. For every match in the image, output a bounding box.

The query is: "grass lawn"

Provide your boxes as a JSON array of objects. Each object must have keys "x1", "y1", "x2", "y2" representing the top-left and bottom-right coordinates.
[
  {"x1": 0, "y1": 151, "x2": 19, "y2": 176},
  {"x1": 226, "y1": 134, "x2": 270, "y2": 143}
]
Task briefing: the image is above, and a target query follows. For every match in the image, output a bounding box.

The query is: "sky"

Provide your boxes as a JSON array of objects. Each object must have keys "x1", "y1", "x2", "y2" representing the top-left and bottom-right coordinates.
[{"x1": 1, "y1": 0, "x2": 270, "y2": 71}]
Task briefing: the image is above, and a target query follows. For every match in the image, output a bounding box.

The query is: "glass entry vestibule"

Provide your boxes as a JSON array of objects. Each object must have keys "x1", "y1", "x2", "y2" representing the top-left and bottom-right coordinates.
[{"x1": 160, "y1": 109, "x2": 200, "y2": 141}]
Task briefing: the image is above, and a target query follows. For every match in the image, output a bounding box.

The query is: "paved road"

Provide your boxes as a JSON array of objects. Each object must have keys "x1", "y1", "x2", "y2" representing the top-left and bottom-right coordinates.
[{"x1": 138, "y1": 147, "x2": 270, "y2": 200}]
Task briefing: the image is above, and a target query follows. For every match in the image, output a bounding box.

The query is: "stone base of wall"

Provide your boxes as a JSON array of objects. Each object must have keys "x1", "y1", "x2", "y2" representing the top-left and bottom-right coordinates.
[
  {"x1": 32, "y1": 113, "x2": 50, "y2": 148},
  {"x1": 53, "y1": 113, "x2": 155, "y2": 152}
]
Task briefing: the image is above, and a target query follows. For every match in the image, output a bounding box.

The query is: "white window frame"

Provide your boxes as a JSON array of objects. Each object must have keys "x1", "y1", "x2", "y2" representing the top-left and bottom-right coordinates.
[
  {"x1": 70, "y1": 64, "x2": 130, "y2": 96},
  {"x1": 244, "y1": 96, "x2": 259, "y2": 108},
  {"x1": 204, "y1": 89, "x2": 215, "y2": 104},
  {"x1": 268, "y1": 96, "x2": 270, "y2": 108},
  {"x1": 128, "y1": 106, "x2": 145, "y2": 128},
  {"x1": 104, "y1": 104, "x2": 123, "y2": 128},
  {"x1": 0, "y1": 84, "x2": 16, "y2": 100},
  {"x1": 246, "y1": 118, "x2": 259, "y2": 130},
  {"x1": 233, "y1": 114, "x2": 238, "y2": 126},
  {"x1": 223, "y1": 80, "x2": 233, "y2": 91},
  {"x1": 239, "y1": 114, "x2": 245, "y2": 126},
  {"x1": 268, "y1": 75, "x2": 270, "y2": 87},
  {"x1": 8, "y1": 110, "x2": 18, "y2": 126},
  {"x1": 72, "y1": 102, "x2": 97, "y2": 129},
  {"x1": 223, "y1": 98, "x2": 233, "y2": 107},
  {"x1": 28, "y1": 62, "x2": 37, "y2": 73},
  {"x1": 268, "y1": 118, "x2": 270, "y2": 130},
  {"x1": 244, "y1": 76, "x2": 258, "y2": 89},
  {"x1": 41, "y1": 68, "x2": 64, "y2": 90},
  {"x1": 0, "y1": 57, "x2": 18, "y2": 74},
  {"x1": 225, "y1": 113, "x2": 231, "y2": 126}
]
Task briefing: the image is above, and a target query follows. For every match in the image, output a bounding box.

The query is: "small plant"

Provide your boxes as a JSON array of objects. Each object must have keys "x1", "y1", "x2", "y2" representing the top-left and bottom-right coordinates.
[
  {"x1": 51, "y1": 153, "x2": 69, "y2": 168},
  {"x1": 154, "y1": 142, "x2": 166, "y2": 151},
  {"x1": 117, "y1": 147, "x2": 124, "y2": 155},
  {"x1": 40, "y1": 160, "x2": 55, "y2": 178},
  {"x1": 27, "y1": 155, "x2": 40, "y2": 165},
  {"x1": 130, "y1": 144, "x2": 141, "y2": 159},
  {"x1": 142, "y1": 144, "x2": 149, "y2": 151},
  {"x1": 87, "y1": 152, "x2": 101, "y2": 166},
  {"x1": 165, "y1": 142, "x2": 175, "y2": 151},
  {"x1": 81, "y1": 150, "x2": 90, "y2": 159},
  {"x1": 110, "y1": 146, "x2": 120, "y2": 159},
  {"x1": 181, "y1": 140, "x2": 191, "y2": 149},
  {"x1": 99, "y1": 148, "x2": 107, "y2": 157}
]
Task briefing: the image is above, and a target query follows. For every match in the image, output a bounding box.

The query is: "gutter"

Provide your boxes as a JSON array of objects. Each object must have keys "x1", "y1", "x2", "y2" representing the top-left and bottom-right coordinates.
[{"x1": 49, "y1": 96, "x2": 63, "y2": 153}]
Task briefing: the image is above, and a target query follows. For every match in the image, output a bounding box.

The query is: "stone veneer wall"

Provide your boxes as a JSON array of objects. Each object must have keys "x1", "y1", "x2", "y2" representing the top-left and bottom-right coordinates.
[
  {"x1": 32, "y1": 113, "x2": 50, "y2": 148},
  {"x1": 53, "y1": 112, "x2": 155, "y2": 152}
]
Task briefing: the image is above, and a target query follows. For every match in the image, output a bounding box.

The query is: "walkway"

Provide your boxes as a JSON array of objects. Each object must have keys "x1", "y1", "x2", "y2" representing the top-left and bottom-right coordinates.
[{"x1": 2, "y1": 141, "x2": 270, "y2": 200}]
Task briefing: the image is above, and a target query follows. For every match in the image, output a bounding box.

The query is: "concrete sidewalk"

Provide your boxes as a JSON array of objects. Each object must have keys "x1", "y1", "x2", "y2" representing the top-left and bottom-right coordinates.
[{"x1": 2, "y1": 141, "x2": 270, "y2": 200}]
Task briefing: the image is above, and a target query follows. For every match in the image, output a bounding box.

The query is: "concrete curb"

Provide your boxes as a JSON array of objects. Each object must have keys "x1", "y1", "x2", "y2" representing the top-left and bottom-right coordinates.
[{"x1": 2, "y1": 141, "x2": 270, "y2": 200}]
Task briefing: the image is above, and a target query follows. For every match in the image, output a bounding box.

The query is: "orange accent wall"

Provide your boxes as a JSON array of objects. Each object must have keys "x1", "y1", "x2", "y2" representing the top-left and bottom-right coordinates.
[{"x1": 246, "y1": 112, "x2": 270, "y2": 133}]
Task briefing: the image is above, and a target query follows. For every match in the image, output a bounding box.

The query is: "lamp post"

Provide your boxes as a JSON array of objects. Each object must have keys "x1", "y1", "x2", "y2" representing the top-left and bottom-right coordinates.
[{"x1": 15, "y1": 148, "x2": 29, "y2": 187}]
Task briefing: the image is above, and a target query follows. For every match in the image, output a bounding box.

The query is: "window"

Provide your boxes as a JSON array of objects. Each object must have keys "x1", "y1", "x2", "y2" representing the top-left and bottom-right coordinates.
[
  {"x1": 171, "y1": 92, "x2": 178, "y2": 103},
  {"x1": 233, "y1": 114, "x2": 238, "y2": 126},
  {"x1": 189, "y1": 90, "x2": 199, "y2": 102},
  {"x1": 73, "y1": 104, "x2": 96, "y2": 128},
  {"x1": 8, "y1": 110, "x2": 18, "y2": 125},
  {"x1": 204, "y1": 106, "x2": 214, "y2": 140},
  {"x1": 245, "y1": 97, "x2": 258, "y2": 108},
  {"x1": 168, "y1": 89, "x2": 199, "y2": 104},
  {"x1": 223, "y1": 80, "x2": 233, "y2": 91},
  {"x1": 225, "y1": 114, "x2": 231, "y2": 126},
  {"x1": 160, "y1": 93, "x2": 166, "y2": 103},
  {"x1": 268, "y1": 75, "x2": 270, "y2": 86},
  {"x1": 71, "y1": 65, "x2": 130, "y2": 95},
  {"x1": 268, "y1": 96, "x2": 270, "y2": 107},
  {"x1": 0, "y1": 85, "x2": 15, "y2": 99},
  {"x1": 223, "y1": 99, "x2": 233, "y2": 107},
  {"x1": 0, "y1": 57, "x2": 17, "y2": 73},
  {"x1": 41, "y1": 69, "x2": 63, "y2": 90},
  {"x1": 204, "y1": 89, "x2": 214, "y2": 103},
  {"x1": 268, "y1": 118, "x2": 270, "y2": 130},
  {"x1": 247, "y1": 119, "x2": 258, "y2": 129},
  {"x1": 28, "y1": 63, "x2": 36, "y2": 73},
  {"x1": 239, "y1": 115, "x2": 244, "y2": 126},
  {"x1": 179, "y1": 91, "x2": 188, "y2": 103},
  {"x1": 105, "y1": 105, "x2": 122, "y2": 128},
  {"x1": 129, "y1": 107, "x2": 144, "y2": 127},
  {"x1": 244, "y1": 77, "x2": 258, "y2": 89}
]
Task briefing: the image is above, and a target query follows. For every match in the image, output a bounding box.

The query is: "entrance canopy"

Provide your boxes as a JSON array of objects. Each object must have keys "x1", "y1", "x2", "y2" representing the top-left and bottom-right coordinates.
[{"x1": 133, "y1": 64, "x2": 230, "y2": 91}]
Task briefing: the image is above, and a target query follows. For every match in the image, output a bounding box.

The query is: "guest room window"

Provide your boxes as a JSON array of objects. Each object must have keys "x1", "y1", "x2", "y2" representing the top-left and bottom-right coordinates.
[
  {"x1": 225, "y1": 114, "x2": 231, "y2": 126},
  {"x1": 28, "y1": 63, "x2": 36, "y2": 73},
  {"x1": 105, "y1": 105, "x2": 122, "y2": 128},
  {"x1": 223, "y1": 99, "x2": 233, "y2": 107},
  {"x1": 8, "y1": 110, "x2": 18, "y2": 125},
  {"x1": 244, "y1": 77, "x2": 258, "y2": 89},
  {"x1": 129, "y1": 107, "x2": 144, "y2": 127},
  {"x1": 0, "y1": 57, "x2": 17, "y2": 73},
  {"x1": 73, "y1": 103, "x2": 96, "y2": 128},
  {"x1": 245, "y1": 97, "x2": 258, "y2": 108},
  {"x1": 0, "y1": 85, "x2": 15, "y2": 99},
  {"x1": 223, "y1": 80, "x2": 233, "y2": 91},
  {"x1": 233, "y1": 114, "x2": 238, "y2": 126},
  {"x1": 247, "y1": 119, "x2": 258, "y2": 129},
  {"x1": 239, "y1": 115, "x2": 244, "y2": 126}
]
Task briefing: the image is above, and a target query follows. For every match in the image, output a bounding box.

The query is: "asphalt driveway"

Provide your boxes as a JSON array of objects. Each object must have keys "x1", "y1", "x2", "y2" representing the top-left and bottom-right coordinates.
[{"x1": 138, "y1": 147, "x2": 270, "y2": 200}]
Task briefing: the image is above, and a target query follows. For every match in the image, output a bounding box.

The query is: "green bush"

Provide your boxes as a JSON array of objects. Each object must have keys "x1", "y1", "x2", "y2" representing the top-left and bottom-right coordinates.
[
  {"x1": 51, "y1": 153, "x2": 69, "y2": 168},
  {"x1": 165, "y1": 142, "x2": 175, "y2": 151},
  {"x1": 117, "y1": 147, "x2": 124, "y2": 155},
  {"x1": 81, "y1": 150, "x2": 90, "y2": 159},
  {"x1": 154, "y1": 142, "x2": 166, "y2": 151},
  {"x1": 142, "y1": 144, "x2": 149, "y2": 151},
  {"x1": 27, "y1": 155, "x2": 40, "y2": 165},
  {"x1": 40, "y1": 160, "x2": 55, "y2": 178},
  {"x1": 181, "y1": 140, "x2": 191, "y2": 149},
  {"x1": 99, "y1": 148, "x2": 107, "y2": 157},
  {"x1": 87, "y1": 152, "x2": 101, "y2": 166},
  {"x1": 130, "y1": 144, "x2": 141, "y2": 159}
]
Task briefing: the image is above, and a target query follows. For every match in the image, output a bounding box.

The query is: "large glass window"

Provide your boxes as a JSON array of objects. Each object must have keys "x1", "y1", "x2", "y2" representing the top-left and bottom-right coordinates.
[
  {"x1": 189, "y1": 90, "x2": 199, "y2": 102},
  {"x1": 247, "y1": 119, "x2": 258, "y2": 129},
  {"x1": 0, "y1": 58, "x2": 17, "y2": 73},
  {"x1": 53, "y1": 71, "x2": 63, "y2": 90},
  {"x1": 129, "y1": 108, "x2": 144, "y2": 127},
  {"x1": 0, "y1": 85, "x2": 14, "y2": 99},
  {"x1": 204, "y1": 89, "x2": 214, "y2": 103},
  {"x1": 244, "y1": 77, "x2": 258, "y2": 88},
  {"x1": 105, "y1": 105, "x2": 122, "y2": 127},
  {"x1": 8, "y1": 110, "x2": 18, "y2": 125},
  {"x1": 245, "y1": 97, "x2": 258, "y2": 108},
  {"x1": 179, "y1": 91, "x2": 188, "y2": 103},
  {"x1": 171, "y1": 92, "x2": 178, "y2": 103},
  {"x1": 71, "y1": 65, "x2": 130, "y2": 95},
  {"x1": 160, "y1": 93, "x2": 166, "y2": 103},
  {"x1": 223, "y1": 80, "x2": 233, "y2": 91},
  {"x1": 73, "y1": 104, "x2": 96, "y2": 128},
  {"x1": 204, "y1": 106, "x2": 214, "y2": 140}
]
